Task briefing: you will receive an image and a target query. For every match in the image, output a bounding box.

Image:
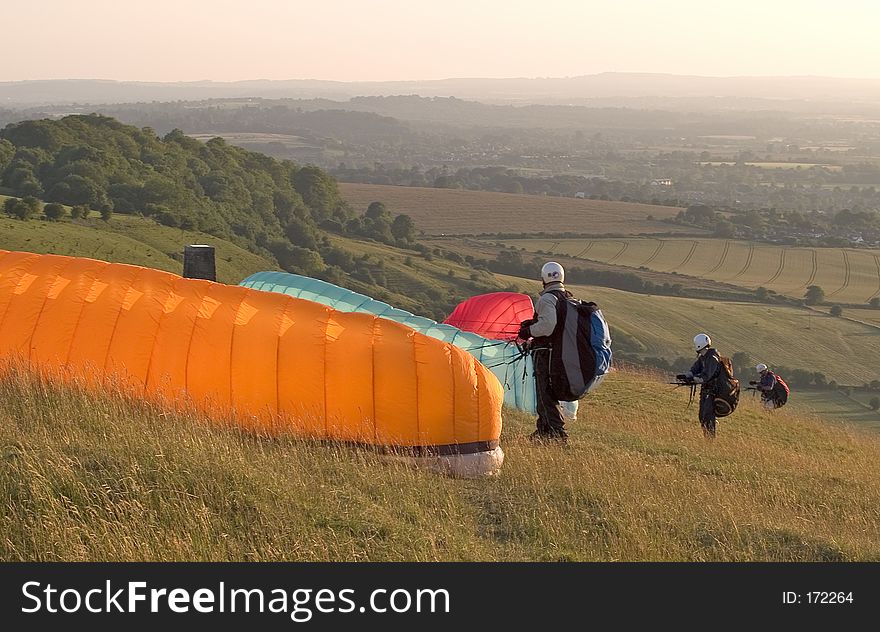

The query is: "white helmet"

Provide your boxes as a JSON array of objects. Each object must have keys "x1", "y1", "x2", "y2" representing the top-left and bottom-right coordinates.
[
  {"x1": 693, "y1": 333, "x2": 711, "y2": 353},
  {"x1": 541, "y1": 261, "x2": 564, "y2": 284},
  {"x1": 756, "y1": 363, "x2": 768, "y2": 373}
]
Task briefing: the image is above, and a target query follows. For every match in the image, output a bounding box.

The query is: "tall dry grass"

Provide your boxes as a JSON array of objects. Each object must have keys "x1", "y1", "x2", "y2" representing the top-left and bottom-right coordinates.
[{"x1": 1, "y1": 365, "x2": 878, "y2": 561}]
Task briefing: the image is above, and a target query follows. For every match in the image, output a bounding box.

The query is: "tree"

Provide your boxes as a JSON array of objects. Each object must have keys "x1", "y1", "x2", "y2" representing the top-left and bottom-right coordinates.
[
  {"x1": 391, "y1": 214, "x2": 417, "y2": 243},
  {"x1": 69, "y1": 205, "x2": 88, "y2": 219},
  {"x1": 320, "y1": 265, "x2": 346, "y2": 286},
  {"x1": 21, "y1": 179, "x2": 45, "y2": 197},
  {"x1": 0, "y1": 138, "x2": 14, "y2": 173},
  {"x1": 713, "y1": 220, "x2": 735, "y2": 238},
  {"x1": 683, "y1": 204, "x2": 716, "y2": 225},
  {"x1": 292, "y1": 165, "x2": 340, "y2": 220},
  {"x1": 43, "y1": 203, "x2": 66, "y2": 221},
  {"x1": 830, "y1": 304, "x2": 843, "y2": 317},
  {"x1": 56, "y1": 174, "x2": 101, "y2": 206},
  {"x1": 323, "y1": 247, "x2": 356, "y2": 272},
  {"x1": 869, "y1": 297, "x2": 880, "y2": 308},
  {"x1": 870, "y1": 397, "x2": 880, "y2": 411},
  {"x1": 284, "y1": 216, "x2": 319, "y2": 250},
  {"x1": 100, "y1": 207, "x2": 113, "y2": 221},
  {"x1": 731, "y1": 351, "x2": 751, "y2": 377},
  {"x1": 3, "y1": 197, "x2": 22, "y2": 218},
  {"x1": 804, "y1": 285, "x2": 825, "y2": 305},
  {"x1": 365, "y1": 201, "x2": 390, "y2": 220},
  {"x1": 755, "y1": 286, "x2": 769, "y2": 301},
  {"x1": 268, "y1": 240, "x2": 324, "y2": 276},
  {"x1": 154, "y1": 209, "x2": 180, "y2": 227},
  {"x1": 3, "y1": 196, "x2": 41, "y2": 220}
]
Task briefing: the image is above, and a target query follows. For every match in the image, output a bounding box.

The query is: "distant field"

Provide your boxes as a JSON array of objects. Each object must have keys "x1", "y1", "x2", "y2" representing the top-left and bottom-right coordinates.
[
  {"x1": 504, "y1": 238, "x2": 880, "y2": 304},
  {"x1": 792, "y1": 391, "x2": 880, "y2": 431},
  {"x1": 697, "y1": 135, "x2": 757, "y2": 141},
  {"x1": 499, "y1": 275, "x2": 880, "y2": 388},
  {"x1": 699, "y1": 161, "x2": 843, "y2": 171},
  {"x1": 825, "y1": 307, "x2": 880, "y2": 327},
  {"x1": 0, "y1": 215, "x2": 274, "y2": 284},
  {"x1": 188, "y1": 132, "x2": 318, "y2": 150},
  {"x1": 338, "y1": 183, "x2": 690, "y2": 236}
]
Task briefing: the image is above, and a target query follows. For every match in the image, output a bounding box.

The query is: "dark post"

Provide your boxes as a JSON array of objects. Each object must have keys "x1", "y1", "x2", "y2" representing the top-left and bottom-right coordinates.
[{"x1": 183, "y1": 244, "x2": 216, "y2": 281}]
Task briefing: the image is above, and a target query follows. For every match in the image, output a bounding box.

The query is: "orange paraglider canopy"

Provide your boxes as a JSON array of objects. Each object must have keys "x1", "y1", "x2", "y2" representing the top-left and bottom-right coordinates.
[{"x1": 0, "y1": 250, "x2": 503, "y2": 474}]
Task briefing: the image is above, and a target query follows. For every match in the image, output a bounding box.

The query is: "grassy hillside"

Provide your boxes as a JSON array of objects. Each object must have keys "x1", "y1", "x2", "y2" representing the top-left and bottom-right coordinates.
[
  {"x1": 504, "y1": 237, "x2": 880, "y2": 305},
  {"x1": 2, "y1": 366, "x2": 877, "y2": 561},
  {"x1": 339, "y1": 183, "x2": 693, "y2": 236},
  {"x1": 0, "y1": 207, "x2": 513, "y2": 321},
  {"x1": 325, "y1": 234, "x2": 506, "y2": 317},
  {"x1": 0, "y1": 213, "x2": 275, "y2": 285}
]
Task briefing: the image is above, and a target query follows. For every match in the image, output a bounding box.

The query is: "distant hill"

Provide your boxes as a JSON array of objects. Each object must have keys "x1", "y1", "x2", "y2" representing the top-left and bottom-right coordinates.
[{"x1": 5, "y1": 73, "x2": 880, "y2": 108}]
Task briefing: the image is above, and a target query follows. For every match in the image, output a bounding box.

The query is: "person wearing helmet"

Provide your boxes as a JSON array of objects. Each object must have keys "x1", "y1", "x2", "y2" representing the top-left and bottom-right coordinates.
[
  {"x1": 517, "y1": 261, "x2": 570, "y2": 443},
  {"x1": 677, "y1": 333, "x2": 723, "y2": 438},
  {"x1": 751, "y1": 363, "x2": 778, "y2": 410}
]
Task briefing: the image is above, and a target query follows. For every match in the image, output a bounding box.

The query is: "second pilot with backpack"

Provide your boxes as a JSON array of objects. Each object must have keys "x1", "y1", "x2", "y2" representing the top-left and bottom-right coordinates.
[{"x1": 678, "y1": 333, "x2": 740, "y2": 439}]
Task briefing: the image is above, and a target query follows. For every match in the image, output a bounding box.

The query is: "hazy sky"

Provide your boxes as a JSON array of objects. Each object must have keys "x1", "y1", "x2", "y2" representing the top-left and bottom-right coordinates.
[{"x1": 3, "y1": 0, "x2": 880, "y2": 82}]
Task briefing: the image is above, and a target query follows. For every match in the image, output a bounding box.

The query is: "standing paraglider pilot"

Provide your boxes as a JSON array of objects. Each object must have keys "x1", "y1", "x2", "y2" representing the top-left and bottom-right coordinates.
[
  {"x1": 678, "y1": 333, "x2": 722, "y2": 438},
  {"x1": 518, "y1": 262, "x2": 569, "y2": 443},
  {"x1": 752, "y1": 363, "x2": 779, "y2": 410}
]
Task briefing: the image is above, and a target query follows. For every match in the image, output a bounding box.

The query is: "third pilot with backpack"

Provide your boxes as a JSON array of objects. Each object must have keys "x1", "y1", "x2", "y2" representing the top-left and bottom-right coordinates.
[{"x1": 751, "y1": 363, "x2": 789, "y2": 410}]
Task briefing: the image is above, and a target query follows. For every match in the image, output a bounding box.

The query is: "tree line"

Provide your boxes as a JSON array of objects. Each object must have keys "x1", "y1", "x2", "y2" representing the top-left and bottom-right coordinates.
[{"x1": 0, "y1": 114, "x2": 420, "y2": 289}]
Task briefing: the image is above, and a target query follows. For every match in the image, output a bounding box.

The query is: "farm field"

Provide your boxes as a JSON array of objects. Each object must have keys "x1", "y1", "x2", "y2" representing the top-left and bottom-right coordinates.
[
  {"x1": 338, "y1": 183, "x2": 692, "y2": 236},
  {"x1": 504, "y1": 237, "x2": 880, "y2": 304},
  {"x1": 791, "y1": 391, "x2": 880, "y2": 431},
  {"x1": 818, "y1": 306, "x2": 880, "y2": 328},
  {"x1": 698, "y1": 161, "x2": 844, "y2": 171},
  {"x1": 498, "y1": 275, "x2": 880, "y2": 389},
  {"x1": 188, "y1": 132, "x2": 319, "y2": 150}
]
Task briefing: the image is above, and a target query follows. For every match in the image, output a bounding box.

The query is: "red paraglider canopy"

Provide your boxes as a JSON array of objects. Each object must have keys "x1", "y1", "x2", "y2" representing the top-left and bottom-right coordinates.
[{"x1": 444, "y1": 292, "x2": 535, "y2": 341}]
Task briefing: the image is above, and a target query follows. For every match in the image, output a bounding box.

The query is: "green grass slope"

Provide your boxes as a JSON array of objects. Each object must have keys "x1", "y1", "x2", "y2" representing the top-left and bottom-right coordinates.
[
  {"x1": 2, "y1": 367, "x2": 878, "y2": 561},
  {"x1": 0, "y1": 214, "x2": 275, "y2": 284},
  {"x1": 326, "y1": 234, "x2": 506, "y2": 317}
]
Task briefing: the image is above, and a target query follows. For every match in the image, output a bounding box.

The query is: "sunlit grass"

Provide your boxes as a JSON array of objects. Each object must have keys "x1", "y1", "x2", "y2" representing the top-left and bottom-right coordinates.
[{"x1": 2, "y1": 365, "x2": 877, "y2": 561}]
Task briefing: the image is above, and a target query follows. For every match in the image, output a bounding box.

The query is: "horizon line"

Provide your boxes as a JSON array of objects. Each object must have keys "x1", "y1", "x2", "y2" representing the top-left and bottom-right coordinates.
[{"x1": 4, "y1": 71, "x2": 880, "y2": 84}]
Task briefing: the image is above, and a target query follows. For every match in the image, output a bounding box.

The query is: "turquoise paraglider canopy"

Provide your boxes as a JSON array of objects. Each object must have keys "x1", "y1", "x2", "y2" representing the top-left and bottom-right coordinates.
[{"x1": 240, "y1": 271, "x2": 536, "y2": 413}]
